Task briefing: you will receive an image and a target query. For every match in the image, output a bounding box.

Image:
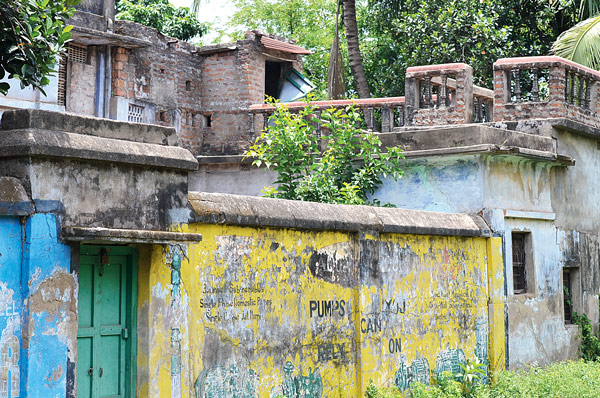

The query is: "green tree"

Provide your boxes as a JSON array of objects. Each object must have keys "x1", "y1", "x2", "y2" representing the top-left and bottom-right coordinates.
[
  {"x1": 551, "y1": 0, "x2": 600, "y2": 70},
  {"x1": 224, "y1": 0, "x2": 337, "y2": 97},
  {"x1": 343, "y1": 0, "x2": 371, "y2": 98},
  {"x1": 363, "y1": 0, "x2": 560, "y2": 97},
  {"x1": 552, "y1": 15, "x2": 600, "y2": 69},
  {"x1": 246, "y1": 96, "x2": 404, "y2": 205},
  {"x1": 116, "y1": 0, "x2": 207, "y2": 42},
  {"x1": 0, "y1": 0, "x2": 79, "y2": 96}
]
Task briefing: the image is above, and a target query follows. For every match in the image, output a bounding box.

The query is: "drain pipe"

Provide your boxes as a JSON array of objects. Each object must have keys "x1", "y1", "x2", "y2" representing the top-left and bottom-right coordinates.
[
  {"x1": 104, "y1": 45, "x2": 112, "y2": 118},
  {"x1": 95, "y1": 47, "x2": 105, "y2": 117}
]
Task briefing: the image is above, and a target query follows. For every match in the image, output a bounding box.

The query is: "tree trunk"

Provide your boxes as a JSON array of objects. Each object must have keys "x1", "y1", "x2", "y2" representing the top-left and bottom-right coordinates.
[{"x1": 343, "y1": 0, "x2": 370, "y2": 98}]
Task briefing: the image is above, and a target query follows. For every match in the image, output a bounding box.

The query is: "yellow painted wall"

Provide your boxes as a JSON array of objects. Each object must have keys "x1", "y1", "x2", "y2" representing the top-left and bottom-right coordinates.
[{"x1": 138, "y1": 224, "x2": 504, "y2": 398}]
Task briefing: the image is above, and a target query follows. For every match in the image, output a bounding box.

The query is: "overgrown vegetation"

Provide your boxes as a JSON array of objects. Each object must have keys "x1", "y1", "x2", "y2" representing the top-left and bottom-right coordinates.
[
  {"x1": 246, "y1": 96, "x2": 404, "y2": 205},
  {"x1": 116, "y1": 0, "x2": 207, "y2": 41},
  {"x1": 573, "y1": 312, "x2": 600, "y2": 361},
  {"x1": 0, "y1": 0, "x2": 79, "y2": 95},
  {"x1": 366, "y1": 360, "x2": 600, "y2": 398}
]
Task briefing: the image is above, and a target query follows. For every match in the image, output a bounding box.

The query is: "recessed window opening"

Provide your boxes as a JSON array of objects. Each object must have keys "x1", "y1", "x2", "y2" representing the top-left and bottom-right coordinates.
[
  {"x1": 186, "y1": 80, "x2": 191, "y2": 91},
  {"x1": 563, "y1": 269, "x2": 573, "y2": 324},
  {"x1": 512, "y1": 232, "x2": 531, "y2": 294},
  {"x1": 265, "y1": 61, "x2": 282, "y2": 99},
  {"x1": 204, "y1": 114, "x2": 212, "y2": 127}
]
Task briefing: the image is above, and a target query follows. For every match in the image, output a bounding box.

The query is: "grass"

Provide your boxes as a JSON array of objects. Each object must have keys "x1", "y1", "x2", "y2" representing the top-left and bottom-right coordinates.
[{"x1": 365, "y1": 360, "x2": 600, "y2": 398}]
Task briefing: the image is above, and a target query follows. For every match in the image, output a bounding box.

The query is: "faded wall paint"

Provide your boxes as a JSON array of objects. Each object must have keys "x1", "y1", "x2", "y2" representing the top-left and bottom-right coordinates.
[
  {"x1": 138, "y1": 223, "x2": 504, "y2": 397},
  {"x1": 0, "y1": 214, "x2": 75, "y2": 398}
]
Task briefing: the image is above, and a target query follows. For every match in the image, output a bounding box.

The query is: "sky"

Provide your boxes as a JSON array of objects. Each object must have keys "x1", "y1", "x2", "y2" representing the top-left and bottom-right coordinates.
[{"x1": 170, "y1": 0, "x2": 237, "y2": 44}]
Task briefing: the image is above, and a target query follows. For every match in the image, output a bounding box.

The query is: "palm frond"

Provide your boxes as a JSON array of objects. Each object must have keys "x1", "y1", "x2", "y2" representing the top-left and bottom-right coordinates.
[{"x1": 552, "y1": 14, "x2": 600, "y2": 70}]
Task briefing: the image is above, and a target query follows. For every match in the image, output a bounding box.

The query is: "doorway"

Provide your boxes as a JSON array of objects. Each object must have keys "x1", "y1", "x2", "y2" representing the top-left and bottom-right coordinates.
[{"x1": 77, "y1": 246, "x2": 137, "y2": 398}]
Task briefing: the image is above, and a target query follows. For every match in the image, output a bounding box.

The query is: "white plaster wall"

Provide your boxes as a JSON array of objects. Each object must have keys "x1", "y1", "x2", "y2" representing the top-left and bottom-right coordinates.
[{"x1": 189, "y1": 164, "x2": 278, "y2": 197}]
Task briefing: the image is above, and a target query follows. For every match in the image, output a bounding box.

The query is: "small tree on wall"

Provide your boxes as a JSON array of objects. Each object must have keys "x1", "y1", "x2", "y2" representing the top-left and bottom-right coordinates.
[{"x1": 246, "y1": 96, "x2": 404, "y2": 205}]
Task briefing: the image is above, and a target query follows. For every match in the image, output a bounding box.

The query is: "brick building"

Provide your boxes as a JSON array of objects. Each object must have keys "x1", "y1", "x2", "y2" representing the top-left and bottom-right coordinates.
[{"x1": 0, "y1": 0, "x2": 310, "y2": 156}]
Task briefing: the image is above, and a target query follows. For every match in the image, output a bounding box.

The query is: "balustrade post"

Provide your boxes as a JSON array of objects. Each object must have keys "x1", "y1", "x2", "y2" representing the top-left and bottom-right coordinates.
[
  {"x1": 513, "y1": 69, "x2": 521, "y2": 102},
  {"x1": 532, "y1": 68, "x2": 539, "y2": 101},
  {"x1": 248, "y1": 112, "x2": 255, "y2": 134},
  {"x1": 439, "y1": 74, "x2": 447, "y2": 108},
  {"x1": 381, "y1": 105, "x2": 393, "y2": 133},
  {"x1": 398, "y1": 104, "x2": 405, "y2": 127},
  {"x1": 585, "y1": 78, "x2": 591, "y2": 109},
  {"x1": 569, "y1": 71, "x2": 576, "y2": 104},
  {"x1": 486, "y1": 100, "x2": 493, "y2": 122},
  {"x1": 425, "y1": 77, "x2": 433, "y2": 108},
  {"x1": 366, "y1": 106, "x2": 374, "y2": 130},
  {"x1": 578, "y1": 75, "x2": 585, "y2": 107}
]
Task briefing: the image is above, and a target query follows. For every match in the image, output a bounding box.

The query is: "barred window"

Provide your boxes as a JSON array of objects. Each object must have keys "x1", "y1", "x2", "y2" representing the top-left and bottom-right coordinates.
[
  {"x1": 512, "y1": 233, "x2": 528, "y2": 294},
  {"x1": 127, "y1": 104, "x2": 144, "y2": 123}
]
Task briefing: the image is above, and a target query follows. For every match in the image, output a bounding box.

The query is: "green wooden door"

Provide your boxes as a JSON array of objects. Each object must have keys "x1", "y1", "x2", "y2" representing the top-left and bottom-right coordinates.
[{"x1": 78, "y1": 246, "x2": 137, "y2": 398}]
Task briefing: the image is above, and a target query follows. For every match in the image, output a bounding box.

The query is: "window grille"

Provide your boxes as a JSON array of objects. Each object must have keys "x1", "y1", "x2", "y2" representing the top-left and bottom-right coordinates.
[
  {"x1": 127, "y1": 104, "x2": 144, "y2": 123},
  {"x1": 512, "y1": 233, "x2": 527, "y2": 294},
  {"x1": 67, "y1": 44, "x2": 88, "y2": 64},
  {"x1": 57, "y1": 53, "x2": 67, "y2": 106}
]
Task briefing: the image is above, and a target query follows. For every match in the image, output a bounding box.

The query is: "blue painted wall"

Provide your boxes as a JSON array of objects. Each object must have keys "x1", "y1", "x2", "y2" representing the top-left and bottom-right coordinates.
[{"x1": 0, "y1": 214, "x2": 72, "y2": 398}]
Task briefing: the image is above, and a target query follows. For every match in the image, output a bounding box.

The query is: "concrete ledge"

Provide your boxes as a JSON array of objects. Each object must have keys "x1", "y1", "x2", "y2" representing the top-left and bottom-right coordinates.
[
  {"x1": 189, "y1": 192, "x2": 491, "y2": 237},
  {"x1": 62, "y1": 227, "x2": 202, "y2": 244},
  {"x1": 403, "y1": 144, "x2": 574, "y2": 165},
  {"x1": 384, "y1": 124, "x2": 556, "y2": 153},
  {"x1": 1, "y1": 109, "x2": 178, "y2": 146},
  {"x1": 0, "y1": 129, "x2": 198, "y2": 171}
]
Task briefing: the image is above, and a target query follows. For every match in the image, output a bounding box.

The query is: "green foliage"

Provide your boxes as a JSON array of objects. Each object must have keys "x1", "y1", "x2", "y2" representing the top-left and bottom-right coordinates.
[
  {"x1": 552, "y1": 14, "x2": 600, "y2": 70},
  {"x1": 573, "y1": 311, "x2": 600, "y2": 361},
  {"x1": 225, "y1": 0, "x2": 338, "y2": 97},
  {"x1": 487, "y1": 360, "x2": 600, "y2": 398},
  {"x1": 116, "y1": 0, "x2": 207, "y2": 41},
  {"x1": 0, "y1": 0, "x2": 79, "y2": 95},
  {"x1": 365, "y1": 379, "x2": 402, "y2": 398},
  {"x1": 246, "y1": 95, "x2": 404, "y2": 205},
  {"x1": 362, "y1": 0, "x2": 560, "y2": 96},
  {"x1": 458, "y1": 360, "x2": 487, "y2": 397},
  {"x1": 369, "y1": 360, "x2": 600, "y2": 398}
]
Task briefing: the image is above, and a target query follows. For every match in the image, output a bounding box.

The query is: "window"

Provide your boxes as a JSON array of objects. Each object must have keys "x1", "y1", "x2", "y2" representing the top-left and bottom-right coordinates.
[
  {"x1": 563, "y1": 267, "x2": 580, "y2": 324},
  {"x1": 127, "y1": 104, "x2": 144, "y2": 123},
  {"x1": 563, "y1": 269, "x2": 573, "y2": 324},
  {"x1": 511, "y1": 231, "x2": 535, "y2": 295},
  {"x1": 512, "y1": 233, "x2": 528, "y2": 294}
]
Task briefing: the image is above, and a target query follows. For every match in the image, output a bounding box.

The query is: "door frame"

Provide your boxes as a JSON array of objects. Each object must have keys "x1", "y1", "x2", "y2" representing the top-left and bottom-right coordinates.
[{"x1": 79, "y1": 245, "x2": 138, "y2": 398}]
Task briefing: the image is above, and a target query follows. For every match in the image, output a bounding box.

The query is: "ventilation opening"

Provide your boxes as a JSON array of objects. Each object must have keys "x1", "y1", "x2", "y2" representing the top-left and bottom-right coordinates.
[
  {"x1": 57, "y1": 53, "x2": 67, "y2": 106},
  {"x1": 67, "y1": 44, "x2": 88, "y2": 64},
  {"x1": 186, "y1": 81, "x2": 191, "y2": 91},
  {"x1": 127, "y1": 104, "x2": 144, "y2": 123}
]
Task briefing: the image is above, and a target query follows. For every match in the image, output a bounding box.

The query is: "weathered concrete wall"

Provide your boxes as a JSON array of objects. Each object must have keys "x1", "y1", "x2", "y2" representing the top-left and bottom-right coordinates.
[
  {"x1": 0, "y1": 214, "x2": 76, "y2": 398},
  {"x1": 66, "y1": 46, "x2": 98, "y2": 116},
  {"x1": 0, "y1": 109, "x2": 198, "y2": 231},
  {"x1": 373, "y1": 122, "x2": 599, "y2": 369},
  {"x1": 137, "y1": 194, "x2": 504, "y2": 397}
]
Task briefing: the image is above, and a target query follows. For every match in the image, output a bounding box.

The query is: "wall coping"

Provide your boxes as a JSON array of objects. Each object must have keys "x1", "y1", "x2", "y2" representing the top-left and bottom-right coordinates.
[
  {"x1": 189, "y1": 192, "x2": 492, "y2": 237},
  {"x1": 0, "y1": 129, "x2": 198, "y2": 171},
  {"x1": 1, "y1": 109, "x2": 178, "y2": 146}
]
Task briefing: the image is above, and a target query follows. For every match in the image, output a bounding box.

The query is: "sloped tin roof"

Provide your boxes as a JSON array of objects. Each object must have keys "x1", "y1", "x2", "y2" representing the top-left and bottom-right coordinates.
[{"x1": 260, "y1": 36, "x2": 312, "y2": 55}]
